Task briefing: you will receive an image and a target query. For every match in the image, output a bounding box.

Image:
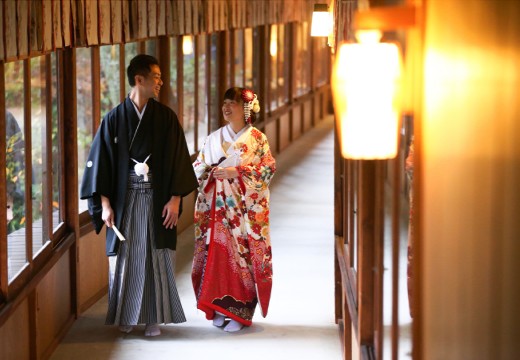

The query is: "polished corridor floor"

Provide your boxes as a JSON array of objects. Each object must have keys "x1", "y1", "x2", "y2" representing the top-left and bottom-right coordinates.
[{"x1": 50, "y1": 116, "x2": 340, "y2": 360}]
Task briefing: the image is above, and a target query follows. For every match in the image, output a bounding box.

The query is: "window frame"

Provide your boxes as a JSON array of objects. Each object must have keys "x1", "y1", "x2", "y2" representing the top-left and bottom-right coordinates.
[{"x1": 1, "y1": 53, "x2": 66, "y2": 298}]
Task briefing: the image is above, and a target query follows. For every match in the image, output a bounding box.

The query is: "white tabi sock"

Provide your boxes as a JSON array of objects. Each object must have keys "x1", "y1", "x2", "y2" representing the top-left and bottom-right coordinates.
[
  {"x1": 118, "y1": 325, "x2": 133, "y2": 333},
  {"x1": 223, "y1": 319, "x2": 244, "y2": 332},
  {"x1": 213, "y1": 313, "x2": 226, "y2": 327},
  {"x1": 144, "y1": 324, "x2": 161, "y2": 337}
]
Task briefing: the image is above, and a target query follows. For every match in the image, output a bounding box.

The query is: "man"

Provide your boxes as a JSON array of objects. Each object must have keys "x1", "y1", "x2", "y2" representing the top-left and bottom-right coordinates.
[{"x1": 81, "y1": 54, "x2": 198, "y2": 336}]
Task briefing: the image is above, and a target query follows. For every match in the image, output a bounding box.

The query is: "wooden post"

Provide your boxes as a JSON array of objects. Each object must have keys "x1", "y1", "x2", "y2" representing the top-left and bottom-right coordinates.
[{"x1": 59, "y1": 48, "x2": 79, "y2": 316}]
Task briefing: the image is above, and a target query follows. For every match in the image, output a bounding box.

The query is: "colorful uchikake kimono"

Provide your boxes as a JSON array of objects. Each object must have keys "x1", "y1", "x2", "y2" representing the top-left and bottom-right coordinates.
[{"x1": 192, "y1": 124, "x2": 276, "y2": 327}]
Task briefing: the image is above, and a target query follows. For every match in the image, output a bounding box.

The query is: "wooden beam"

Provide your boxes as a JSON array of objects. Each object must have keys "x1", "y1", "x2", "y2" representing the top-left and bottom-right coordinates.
[{"x1": 354, "y1": 4, "x2": 417, "y2": 31}]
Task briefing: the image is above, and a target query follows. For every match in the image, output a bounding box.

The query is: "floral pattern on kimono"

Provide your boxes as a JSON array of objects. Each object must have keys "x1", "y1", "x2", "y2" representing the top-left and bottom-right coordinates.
[{"x1": 192, "y1": 125, "x2": 275, "y2": 326}]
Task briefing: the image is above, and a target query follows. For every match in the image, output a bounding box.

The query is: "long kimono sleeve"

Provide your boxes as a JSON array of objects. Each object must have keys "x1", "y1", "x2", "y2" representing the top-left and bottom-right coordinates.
[
  {"x1": 164, "y1": 112, "x2": 198, "y2": 197},
  {"x1": 79, "y1": 118, "x2": 115, "y2": 233},
  {"x1": 192, "y1": 138, "x2": 212, "y2": 185},
  {"x1": 237, "y1": 129, "x2": 276, "y2": 317},
  {"x1": 237, "y1": 130, "x2": 276, "y2": 192}
]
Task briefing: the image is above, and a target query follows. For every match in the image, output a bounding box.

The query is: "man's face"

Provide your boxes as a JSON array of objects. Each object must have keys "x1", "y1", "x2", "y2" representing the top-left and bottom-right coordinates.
[{"x1": 138, "y1": 64, "x2": 163, "y2": 99}]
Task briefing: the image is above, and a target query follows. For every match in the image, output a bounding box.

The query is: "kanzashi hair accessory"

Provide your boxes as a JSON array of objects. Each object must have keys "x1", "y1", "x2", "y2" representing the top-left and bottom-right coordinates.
[{"x1": 241, "y1": 88, "x2": 260, "y2": 124}]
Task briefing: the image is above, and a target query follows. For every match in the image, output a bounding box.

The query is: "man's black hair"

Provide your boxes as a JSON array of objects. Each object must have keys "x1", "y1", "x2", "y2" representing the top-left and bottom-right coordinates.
[{"x1": 126, "y1": 54, "x2": 160, "y2": 87}]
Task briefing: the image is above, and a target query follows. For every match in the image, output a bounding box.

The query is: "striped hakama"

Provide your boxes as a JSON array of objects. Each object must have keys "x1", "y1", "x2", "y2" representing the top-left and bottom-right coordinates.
[{"x1": 106, "y1": 171, "x2": 186, "y2": 326}]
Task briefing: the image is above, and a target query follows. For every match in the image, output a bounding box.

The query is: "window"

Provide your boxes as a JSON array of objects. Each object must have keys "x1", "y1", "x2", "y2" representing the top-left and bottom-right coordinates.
[
  {"x1": 278, "y1": 24, "x2": 289, "y2": 105},
  {"x1": 183, "y1": 35, "x2": 196, "y2": 154},
  {"x1": 295, "y1": 22, "x2": 311, "y2": 96},
  {"x1": 5, "y1": 60, "x2": 27, "y2": 281},
  {"x1": 197, "y1": 35, "x2": 209, "y2": 150},
  {"x1": 267, "y1": 24, "x2": 288, "y2": 109},
  {"x1": 314, "y1": 36, "x2": 330, "y2": 87},
  {"x1": 76, "y1": 48, "x2": 93, "y2": 214},
  {"x1": 4, "y1": 54, "x2": 61, "y2": 283},
  {"x1": 234, "y1": 30, "x2": 245, "y2": 87},
  {"x1": 244, "y1": 29, "x2": 254, "y2": 89},
  {"x1": 124, "y1": 42, "x2": 138, "y2": 95},
  {"x1": 209, "y1": 33, "x2": 219, "y2": 131},
  {"x1": 170, "y1": 37, "x2": 179, "y2": 112},
  {"x1": 269, "y1": 25, "x2": 278, "y2": 110},
  {"x1": 100, "y1": 45, "x2": 121, "y2": 118}
]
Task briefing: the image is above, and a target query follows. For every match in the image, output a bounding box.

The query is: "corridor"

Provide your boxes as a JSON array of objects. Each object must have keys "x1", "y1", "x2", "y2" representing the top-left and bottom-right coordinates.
[{"x1": 50, "y1": 116, "x2": 341, "y2": 360}]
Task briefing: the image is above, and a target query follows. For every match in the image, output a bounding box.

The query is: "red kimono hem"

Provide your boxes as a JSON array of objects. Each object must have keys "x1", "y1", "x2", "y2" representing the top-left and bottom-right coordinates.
[{"x1": 198, "y1": 300, "x2": 253, "y2": 327}]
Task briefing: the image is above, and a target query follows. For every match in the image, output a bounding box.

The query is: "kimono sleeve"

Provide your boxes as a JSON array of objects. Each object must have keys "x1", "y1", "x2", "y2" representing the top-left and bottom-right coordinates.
[
  {"x1": 167, "y1": 113, "x2": 199, "y2": 197},
  {"x1": 79, "y1": 118, "x2": 114, "y2": 232},
  {"x1": 237, "y1": 131, "x2": 276, "y2": 191},
  {"x1": 192, "y1": 137, "x2": 211, "y2": 184}
]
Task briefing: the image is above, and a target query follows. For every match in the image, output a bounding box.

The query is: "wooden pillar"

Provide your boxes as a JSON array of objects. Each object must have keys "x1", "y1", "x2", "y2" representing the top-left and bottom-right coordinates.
[
  {"x1": 58, "y1": 48, "x2": 79, "y2": 316},
  {"x1": 358, "y1": 160, "x2": 376, "y2": 345}
]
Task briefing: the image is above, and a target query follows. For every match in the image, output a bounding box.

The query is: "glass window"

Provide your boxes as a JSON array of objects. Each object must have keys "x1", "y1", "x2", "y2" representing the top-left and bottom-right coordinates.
[
  {"x1": 209, "y1": 33, "x2": 219, "y2": 132},
  {"x1": 296, "y1": 22, "x2": 311, "y2": 96},
  {"x1": 5, "y1": 54, "x2": 61, "y2": 282},
  {"x1": 100, "y1": 45, "x2": 121, "y2": 118},
  {"x1": 124, "y1": 42, "x2": 138, "y2": 95},
  {"x1": 234, "y1": 30, "x2": 245, "y2": 87},
  {"x1": 145, "y1": 39, "x2": 156, "y2": 57},
  {"x1": 5, "y1": 60, "x2": 27, "y2": 281},
  {"x1": 269, "y1": 25, "x2": 278, "y2": 110},
  {"x1": 277, "y1": 24, "x2": 288, "y2": 105},
  {"x1": 183, "y1": 35, "x2": 195, "y2": 154},
  {"x1": 50, "y1": 53, "x2": 61, "y2": 231},
  {"x1": 170, "y1": 37, "x2": 179, "y2": 112},
  {"x1": 76, "y1": 48, "x2": 93, "y2": 214},
  {"x1": 244, "y1": 28, "x2": 253, "y2": 89},
  {"x1": 315, "y1": 37, "x2": 330, "y2": 87},
  {"x1": 197, "y1": 35, "x2": 208, "y2": 150},
  {"x1": 30, "y1": 56, "x2": 50, "y2": 257}
]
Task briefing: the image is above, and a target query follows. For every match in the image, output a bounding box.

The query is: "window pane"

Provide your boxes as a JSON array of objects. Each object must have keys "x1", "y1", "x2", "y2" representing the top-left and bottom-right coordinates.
[
  {"x1": 244, "y1": 29, "x2": 253, "y2": 89},
  {"x1": 197, "y1": 35, "x2": 208, "y2": 150},
  {"x1": 170, "y1": 37, "x2": 179, "y2": 112},
  {"x1": 183, "y1": 35, "x2": 195, "y2": 154},
  {"x1": 100, "y1": 45, "x2": 121, "y2": 118},
  {"x1": 124, "y1": 42, "x2": 138, "y2": 95},
  {"x1": 145, "y1": 39, "x2": 156, "y2": 57},
  {"x1": 30, "y1": 56, "x2": 49, "y2": 257},
  {"x1": 209, "y1": 33, "x2": 219, "y2": 131},
  {"x1": 234, "y1": 30, "x2": 244, "y2": 87},
  {"x1": 315, "y1": 38, "x2": 329, "y2": 87},
  {"x1": 296, "y1": 22, "x2": 311, "y2": 96},
  {"x1": 5, "y1": 60, "x2": 27, "y2": 282},
  {"x1": 76, "y1": 48, "x2": 93, "y2": 214},
  {"x1": 269, "y1": 25, "x2": 278, "y2": 110},
  {"x1": 50, "y1": 52, "x2": 61, "y2": 230},
  {"x1": 277, "y1": 25, "x2": 288, "y2": 105}
]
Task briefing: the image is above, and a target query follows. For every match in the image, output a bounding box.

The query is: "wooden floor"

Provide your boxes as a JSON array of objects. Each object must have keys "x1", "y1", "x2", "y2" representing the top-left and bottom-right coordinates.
[{"x1": 49, "y1": 116, "x2": 342, "y2": 360}]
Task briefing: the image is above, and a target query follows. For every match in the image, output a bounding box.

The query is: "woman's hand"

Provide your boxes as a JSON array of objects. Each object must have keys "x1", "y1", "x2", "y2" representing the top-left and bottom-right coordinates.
[
  {"x1": 162, "y1": 195, "x2": 181, "y2": 229},
  {"x1": 213, "y1": 166, "x2": 239, "y2": 179}
]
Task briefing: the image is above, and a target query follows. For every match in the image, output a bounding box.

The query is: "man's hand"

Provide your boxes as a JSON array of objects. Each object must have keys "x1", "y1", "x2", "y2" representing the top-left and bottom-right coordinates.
[
  {"x1": 101, "y1": 195, "x2": 114, "y2": 227},
  {"x1": 162, "y1": 195, "x2": 181, "y2": 229}
]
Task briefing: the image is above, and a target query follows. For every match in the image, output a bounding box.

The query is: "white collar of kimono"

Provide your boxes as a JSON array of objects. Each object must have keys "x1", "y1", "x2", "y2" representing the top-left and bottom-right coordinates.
[
  {"x1": 223, "y1": 124, "x2": 251, "y2": 141},
  {"x1": 129, "y1": 99, "x2": 150, "y2": 181},
  {"x1": 131, "y1": 100, "x2": 148, "y2": 120}
]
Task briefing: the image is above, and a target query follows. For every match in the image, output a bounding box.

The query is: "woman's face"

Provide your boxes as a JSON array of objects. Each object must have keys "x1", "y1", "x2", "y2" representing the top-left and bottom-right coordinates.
[{"x1": 222, "y1": 98, "x2": 245, "y2": 125}]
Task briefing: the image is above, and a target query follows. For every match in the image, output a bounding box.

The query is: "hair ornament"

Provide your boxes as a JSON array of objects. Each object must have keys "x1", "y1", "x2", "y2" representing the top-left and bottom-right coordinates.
[{"x1": 242, "y1": 88, "x2": 260, "y2": 124}]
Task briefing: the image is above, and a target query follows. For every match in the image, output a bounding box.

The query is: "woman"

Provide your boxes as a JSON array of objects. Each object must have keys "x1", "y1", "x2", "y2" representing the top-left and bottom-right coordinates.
[{"x1": 192, "y1": 87, "x2": 276, "y2": 332}]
